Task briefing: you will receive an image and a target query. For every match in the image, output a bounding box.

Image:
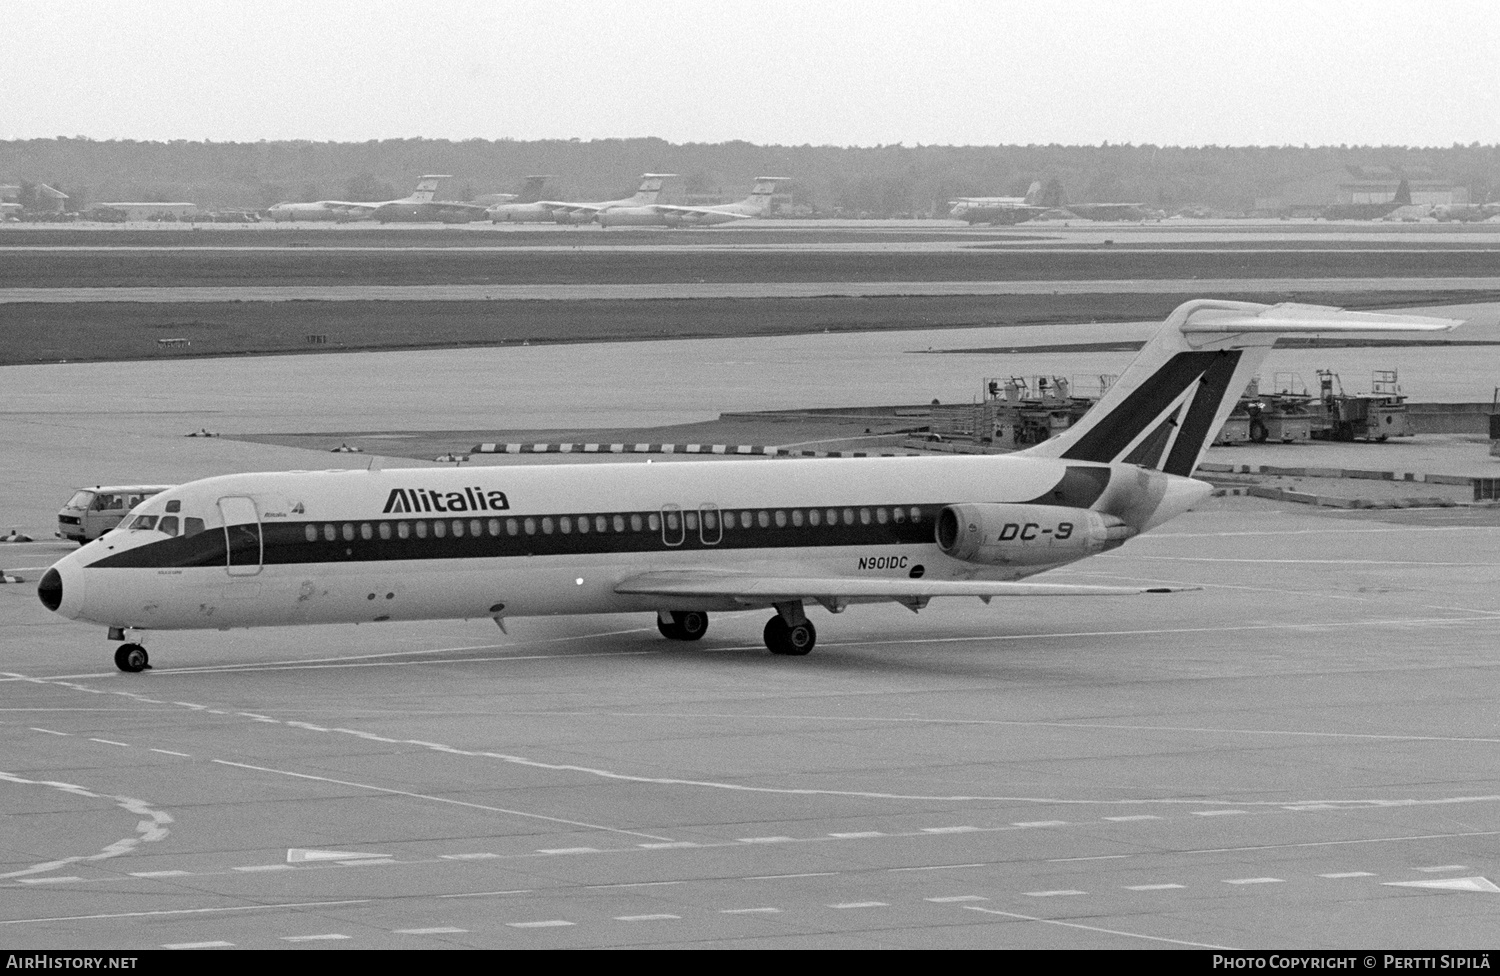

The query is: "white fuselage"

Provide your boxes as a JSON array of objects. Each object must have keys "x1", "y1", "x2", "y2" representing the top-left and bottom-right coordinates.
[{"x1": 43, "y1": 454, "x2": 1200, "y2": 634}]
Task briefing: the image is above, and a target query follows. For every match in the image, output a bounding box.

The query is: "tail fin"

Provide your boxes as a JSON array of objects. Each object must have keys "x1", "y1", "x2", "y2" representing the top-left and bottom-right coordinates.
[
  {"x1": 1023, "y1": 180, "x2": 1043, "y2": 205},
  {"x1": 631, "y1": 173, "x2": 676, "y2": 204},
  {"x1": 1018, "y1": 300, "x2": 1460, "y2": 476},
  {"x1": 410, "y1": 174, "x2": 450, "y2": 203},
  {"x1": 744, "y1": 176, "x2": 790, "y2": 212},
  {"x1": 515, "y1": 175, "x2": 554, "y2": 204}
]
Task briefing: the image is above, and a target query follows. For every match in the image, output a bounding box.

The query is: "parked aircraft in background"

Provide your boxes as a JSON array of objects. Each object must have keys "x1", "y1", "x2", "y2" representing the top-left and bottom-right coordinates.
[
  {"x1": 265, "y1": 175, "x2": 463, "y2": 222},
  {"x1": 530, "y1": 174, "x2": 677, "y2": 225},
  {"x1": 482, "y1": 176, "x2": 560, "y2": 223},
  {"x1": 950, "y1": 178, "x2": 1156, "y2": 224},
  {"x1": 595, "y1": 177, "x2": 791, "y2": 228},
  {"x1": 37, "y1": 301, "x2": 1458, "y2": 673}
]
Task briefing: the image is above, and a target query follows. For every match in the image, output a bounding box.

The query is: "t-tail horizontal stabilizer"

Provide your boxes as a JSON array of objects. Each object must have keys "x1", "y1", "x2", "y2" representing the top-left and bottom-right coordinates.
[{"x1": 1019, "y1": 300, "x2": 1460, "y2": 477}]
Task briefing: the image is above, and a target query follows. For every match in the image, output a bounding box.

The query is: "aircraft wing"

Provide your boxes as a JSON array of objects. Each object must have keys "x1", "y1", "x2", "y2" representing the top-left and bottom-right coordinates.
[
  {"x1": 615, "y1": 570, "x2": 1184, "y2": 611},
  {"x1": 321, "y1": 201, "x2": 379, "y2": 213},
  {"x1": 535, "y1": 201, "x2": 605, "y2": 215},
  {"x1": 645, "y1": 205, "x2": 754, "y2": 219}
]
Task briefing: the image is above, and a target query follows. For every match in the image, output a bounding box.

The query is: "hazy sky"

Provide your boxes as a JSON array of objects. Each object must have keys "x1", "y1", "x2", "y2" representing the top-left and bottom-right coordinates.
[{"x1": 4, "y1": 0, "x2": 1497, "y2": 146}]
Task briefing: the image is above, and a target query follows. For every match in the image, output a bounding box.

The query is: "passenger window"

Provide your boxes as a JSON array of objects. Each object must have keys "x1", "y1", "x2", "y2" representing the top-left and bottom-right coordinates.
[
  {"x1": 826, "y1": 508, "x2": 839, "y2": 526},
  {"x1": 665, "y1": 511, "x2": 680, "y2": 532},
  {"x1": 910, "y1": 507, "x2": 922, "y2": 522},
  {"x1": 860, "y1": 508, "x2": 872, "y2": 525},
  {"x1": 524, "y1": 518, "x2": 536, "y2": 535},
  {"x1": 471, "y1": 519, "x2": 483, "y2": 537},
  {"x1": 323, "y1": 524, "x2": 336, "y2": 541},
  {"x1": 342, "y1": 523, "x2": 355, "y2": 542},
  {"x1": 791, "y1": 510, "x2": 804, "y2": 527},
  {"x1": 559, "y1": 516, "x2": 571, "y2": 534},
  {"x1": 184, "y1": 517, "x2": 205, "y2": 537},
  {"x1": 843, "y1": 508, "x2": 856, "y2": 525},
  {"x1": 94, "y1": 495, "x2": 116, "y2": 511},
  {"x1": 415, "y1": 521, "x2": 428, "y2": 539},
  {"x1": 507, "y1": 518, "x2": 520, "y2": 536},
  {"x1": 772, "y1": 510, "x2": 786, "y2": 528},
  {"x1": 876, "y1": 508, "x2": 889, "y2": 524},
  {"x1": 379, "y1": 522, "x2": 392, "y2": 540},
  {"x1": 757, "y1": 511, "x2": 770, "y2": 528},
  {"x1": 893, "y1": 507, "x2": 906, "y2": 524},
  {"x1": 488, "y1": 519, "x2": 501, "y2": 536},
  {"x1": 629, "y1": 514, "x2": 643, "y2": 532},
  {"x1": 451, "y1": 520, "x2": 464, "y2": 537},
  {"x1": 739, "y1": 511, "x2": 752, "y2": 528},
  {"x1": 541, "y1": 517, "x2": 554, "y2": 535},
  {"x1": 398, "y1": 521, "x2": 410, "y2": 539},
  {"x1": 595, "y1": 516, "x2": 608, "y2": 533},
  {"x1": 684, "y1": 511, "x2": 698, "y2": 531},
  {"x1": 577, "y1": 516, "x2": 589, "y2": 534},
  {"x1": 304, "y1": 524, "x2": 318, "y2": 542},
  {"x1": 613, "y1": 515, "x2": 626, "y2": 532},
  {"x1": 158, "y1": 516, "x2": 179, "y2": 536},
  {"x1": 647, "y1": 513, "x2": 660, "y2": 531},
  {"x1": 360, "y1": 523, "x2": 373, "y2": 540},
  {"x1": 808, "y1": 509, "x2": 821, "y2": 526},
  {"x1": 702, "y1": 510, "x2": 718, "y2": 531},
  {"x1": 433, "y1": 520, "x2": 446, "y2": 538},
  {"x1": 722, "y1": 511, "x2": 736, "y2": 529}
]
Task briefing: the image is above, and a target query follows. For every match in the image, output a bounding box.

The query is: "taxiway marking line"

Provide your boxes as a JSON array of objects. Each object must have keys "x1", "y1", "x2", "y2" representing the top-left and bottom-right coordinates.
[
  {"x1": 1416, "y1": 864, "x2": 1470, "y2": 872},
  {"x1": 1321, "y1": 872, "x2": 1376, "y2": 878},
  {"x1": 437, "y1": 889, "x2": 533, "y2": 899},
  {"x1": 144, "y1": 649, "x2": 660, "y2": 676},
  {"x1": 829, "y1": 901, "x2": 889, "y2": 909},
  {"x1": 28, "y1": 728, "x2": 69, "y2": 735},
  {"x1": 1126, "y1": 884, "x2": 1186, "y2": 891},
  {"x1": 394, "y1": 926, "x2": 468, "y2": 934},
  {"x1": 963, "y1": 905, "x2": 1236, "y2": 950},
  {"x1": 926, "y1": 895, "x2": 988, "y2": 903},
  {"x1": 209, "y1": 759, "x2": 675, "y2": 841},
  {"x1": 1178, "y1": 830, "x2": 1500, "y2": 856},
  {"x1": 615, "y1": 914, "x2": 680, "y2": 921},
  {"x1": 721, "y1": 907, "x2": 781, "y2": 914},
  {"x1": 0, "y1": 899, "x2": 371, "y2": 925},
  {"x1": 282, "y1": 934, "x2": 350, "y2": 942},
  {"x1": 889, "y1": 863, "x2": 987, "y2": 872},
  {"x1": 508, "y1": 920, "x2": 573, "y2": 929},
  {"x1": 1223, "y1": 877, "x2": 1284, "y2": 885},
  {"x1": 162, "y1": 941, "x2": 232, "y2": 950}
]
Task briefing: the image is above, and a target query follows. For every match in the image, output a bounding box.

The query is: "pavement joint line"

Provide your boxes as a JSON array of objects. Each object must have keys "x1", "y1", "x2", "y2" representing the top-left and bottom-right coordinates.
[{"x1": 963, "y1": 905, "x2": 1238, "y2": 950}]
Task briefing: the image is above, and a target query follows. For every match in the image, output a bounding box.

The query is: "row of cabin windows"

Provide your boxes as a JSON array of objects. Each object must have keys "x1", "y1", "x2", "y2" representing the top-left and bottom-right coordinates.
[{"x1": 301, "y1": 507, "x2": 926, "y2": 544}]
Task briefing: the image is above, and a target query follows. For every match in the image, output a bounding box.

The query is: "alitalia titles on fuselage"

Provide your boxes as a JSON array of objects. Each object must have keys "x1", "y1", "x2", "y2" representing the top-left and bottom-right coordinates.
[{"x1": 382, "y1": 487, "x2": 511, "y2": 515}]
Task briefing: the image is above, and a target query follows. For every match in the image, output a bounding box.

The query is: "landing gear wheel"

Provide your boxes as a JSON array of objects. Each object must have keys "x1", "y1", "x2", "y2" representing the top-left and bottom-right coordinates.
[
  {"x1": 114, "y1": 643, "x2": 150, "y2": 673},
  {"x1": 658, "y1": 610, "x2": 709, "y2": 641},
  {"x1": 764, "y1": 616, "x2": 816, "y2": 656}
]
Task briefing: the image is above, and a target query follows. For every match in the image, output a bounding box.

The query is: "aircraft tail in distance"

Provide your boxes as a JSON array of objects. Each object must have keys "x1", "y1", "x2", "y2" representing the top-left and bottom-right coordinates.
[
  {"x1": 515, "y1": 175, "x2": 554, "y2": 204},
  {"x1": 410, "y1": 175, "x2": 451, "y2": 203},
  {"x1": 1018, "y1": 300, "x2": 1460, "y2": 477},
  {"x1": 630, "y1": 173, "x2": 676, "y2": 204}
]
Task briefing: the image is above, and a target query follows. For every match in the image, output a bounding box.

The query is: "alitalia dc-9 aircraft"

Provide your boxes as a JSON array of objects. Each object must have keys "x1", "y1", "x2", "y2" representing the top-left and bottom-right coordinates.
[{"x1": 39, "y1": 301, "x2": 1457, "y2": 673}]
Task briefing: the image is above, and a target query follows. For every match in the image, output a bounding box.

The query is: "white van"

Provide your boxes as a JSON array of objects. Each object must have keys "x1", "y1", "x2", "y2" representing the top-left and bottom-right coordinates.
[{"x1": 57, "y1": 485, "x2": 175, "y2": 544}]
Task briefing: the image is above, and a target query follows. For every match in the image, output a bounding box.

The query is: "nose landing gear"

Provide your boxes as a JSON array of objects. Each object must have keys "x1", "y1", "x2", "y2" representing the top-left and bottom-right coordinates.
[{"x1": 113, "y1": 643, "x2": 150, "y2": 673}]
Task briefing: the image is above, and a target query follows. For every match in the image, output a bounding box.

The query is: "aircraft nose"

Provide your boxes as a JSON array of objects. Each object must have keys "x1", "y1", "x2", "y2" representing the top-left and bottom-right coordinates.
[{"x1": 38, "y1": 567, "x2": 63, "y2": 611}]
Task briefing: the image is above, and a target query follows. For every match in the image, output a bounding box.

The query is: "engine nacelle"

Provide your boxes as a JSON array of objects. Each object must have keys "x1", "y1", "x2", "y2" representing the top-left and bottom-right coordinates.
[{"x1": 935, "y1": 503, "x2": 1135, "y2": 566}]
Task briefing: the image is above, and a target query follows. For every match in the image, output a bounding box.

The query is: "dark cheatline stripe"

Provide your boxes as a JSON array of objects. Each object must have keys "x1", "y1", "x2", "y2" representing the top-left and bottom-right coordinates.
[
  {"x1": 1162, "y1": 351, "x2": 1243, "y2": 477},
  {"x1": 1060, "y1": 351, "x2": 1225, "y2": 463},
  {"x1": 87, "y1": 504, "x2": 949, "y2": 570}
]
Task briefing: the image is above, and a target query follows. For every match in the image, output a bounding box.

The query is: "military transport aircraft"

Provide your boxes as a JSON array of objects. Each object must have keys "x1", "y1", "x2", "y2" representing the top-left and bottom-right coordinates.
[
  {"x1": 38, "y1": 300, "x2": 1458, "y2": 673},
  {"x1": 528, "y1": 173, "x2": 677, "y2": 225},
  {"x1": 595, "y1": 177, "x2": 790, "y2": 227},
  {"x1": 264, "y1": 175, "x2": 486, "y2": 223}
]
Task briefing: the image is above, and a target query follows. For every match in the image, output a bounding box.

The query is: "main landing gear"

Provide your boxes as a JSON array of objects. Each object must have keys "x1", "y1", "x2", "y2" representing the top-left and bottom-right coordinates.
[
  {"x1": 114, "y1": 643, "x2": 150, "y2": 673},
  {"x1": 657, "y1": 609, "x2": 709, "y2": 641},
  {"x1": 764, "y1": 603, "x2": 816, "y2": 656}
]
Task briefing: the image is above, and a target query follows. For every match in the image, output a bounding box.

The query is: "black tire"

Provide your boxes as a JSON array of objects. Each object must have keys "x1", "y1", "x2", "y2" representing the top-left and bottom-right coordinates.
[
  {"x1": 114, "y1": 643, "x2": 149, "y2": 673},
  {"x1": 765, "y1": 616, "x2": 816, "y2": 656},
  {"x1": 658, "y1": 611, "x2": 708, "y2": 641}
]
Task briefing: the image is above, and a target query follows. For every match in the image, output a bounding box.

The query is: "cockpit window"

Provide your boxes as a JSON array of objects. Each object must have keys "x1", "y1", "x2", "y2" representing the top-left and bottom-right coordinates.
[
  {"x1": 165, "y1": 500, "x2": 181, "y2": 513},
  {"x1": 128, "y1": 514, "x2": 158, "y2": 531},
  {"x1": 158, "y1": 516, "x2": 180, "y2": 536}
]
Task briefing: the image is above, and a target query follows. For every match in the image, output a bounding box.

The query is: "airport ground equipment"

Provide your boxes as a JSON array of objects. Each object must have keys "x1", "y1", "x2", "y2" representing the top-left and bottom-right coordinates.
[
  {"x1": 1214, "y1": 375, "x2": 1317, "y2": 446},
  {"x1": 1490, "y1": 388, "x2": 1500, "y2": 459},
  {"x1": 56, "y1": 485, "x2": 174, "y2": 544},
  {"x1": 1313, "y1": 370, "x2": 1412, "y2": 442},
  {"x1": 931, "y1": 375, "x2": 1112, "y2": 450}
]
